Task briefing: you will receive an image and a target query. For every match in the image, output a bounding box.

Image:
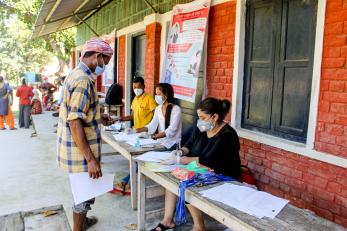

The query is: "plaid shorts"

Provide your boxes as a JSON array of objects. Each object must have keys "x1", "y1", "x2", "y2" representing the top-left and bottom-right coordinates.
[{"x1": 72, "y1": 198, "x2": 95, "y2": 214}]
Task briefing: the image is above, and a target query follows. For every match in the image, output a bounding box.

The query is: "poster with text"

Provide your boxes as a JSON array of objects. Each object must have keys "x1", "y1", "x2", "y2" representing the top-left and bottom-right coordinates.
[
  {"x1": 103, "y1": 41, "x2": 115, "y2": 87},
  {"x1": 161, "y1": 0, "x2": 210, "y2": 102}
]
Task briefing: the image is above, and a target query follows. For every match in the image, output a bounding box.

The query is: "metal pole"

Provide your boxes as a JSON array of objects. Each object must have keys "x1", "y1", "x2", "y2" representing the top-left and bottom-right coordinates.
[
  {"x1": 143, "y1": 0, "x2": 157, "y2": 13},
  {"x1": 73, "y1": 14, "x2": 100, "y2": 37}
]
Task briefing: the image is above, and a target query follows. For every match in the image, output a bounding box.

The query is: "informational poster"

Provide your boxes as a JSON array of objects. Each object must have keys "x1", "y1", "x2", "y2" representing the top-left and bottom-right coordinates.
[
  {"x1": 162, "y1": 0, "x2": 211, "y2": 102},
  {"x1": 102, "y1": 40, "x2": 115, "y2": 87}
]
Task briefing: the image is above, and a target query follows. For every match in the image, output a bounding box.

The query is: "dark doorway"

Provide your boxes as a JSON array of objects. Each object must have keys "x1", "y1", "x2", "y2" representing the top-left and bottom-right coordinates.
[{"x1": 131, "y1": 34, "x2": 146, "y2": 100}]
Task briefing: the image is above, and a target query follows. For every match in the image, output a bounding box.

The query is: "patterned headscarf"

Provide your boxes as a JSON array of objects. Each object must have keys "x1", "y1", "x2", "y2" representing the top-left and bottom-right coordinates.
[{"x1": 80, "y1": 38, "x2": 113, "y2": 60}]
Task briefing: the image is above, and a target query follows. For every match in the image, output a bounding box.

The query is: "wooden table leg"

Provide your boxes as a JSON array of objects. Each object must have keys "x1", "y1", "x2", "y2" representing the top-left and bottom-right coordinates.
[
  {"x1": 130, "y1": 158, "x2": 138, "y2": 210},
  {"x1": 137, "y1": 164, "x2": 146, "y2": 231}
]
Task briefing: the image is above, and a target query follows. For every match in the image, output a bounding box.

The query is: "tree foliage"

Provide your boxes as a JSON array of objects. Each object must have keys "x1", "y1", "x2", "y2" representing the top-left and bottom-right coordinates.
[{"x1": 0, "y1": 0, "x2": 75, "y2": 83}]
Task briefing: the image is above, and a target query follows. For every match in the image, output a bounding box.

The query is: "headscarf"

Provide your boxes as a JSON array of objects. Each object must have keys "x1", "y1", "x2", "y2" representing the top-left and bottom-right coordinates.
[{"x1": 80, "y1": 38, "x2": 114, "y2": 61}]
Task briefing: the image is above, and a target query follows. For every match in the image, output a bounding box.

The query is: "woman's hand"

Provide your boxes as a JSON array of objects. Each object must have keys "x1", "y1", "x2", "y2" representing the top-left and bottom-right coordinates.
[{"x1": 179, "y1": 156, "x2": 199, "y2": 165}]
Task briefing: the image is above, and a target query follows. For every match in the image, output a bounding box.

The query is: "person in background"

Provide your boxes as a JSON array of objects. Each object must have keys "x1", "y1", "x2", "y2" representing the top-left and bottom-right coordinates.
[
  {"x1": 16, "y1": 78, "x2": 33, "y2": 129},
  {"x1": 0, "y1": 76, "x2": 16, "y2": 130},
  {"x1": 151, "y1": 97, "x2": 240, "y2": 231},
  {"x1": 57, "y1": 38, "x2": 114, "y2": 231},
  {"x1": 136, "y1": 83, "x2": 182, "y2": 149},
  {"x1": 31, "y1": 89, "x2": 42, "y2": 115},
  {"x1": 122, "y1": 76, "x2": 157, "y2": 129},
  {"x1": 114, "y1": 76, "x2": 157, "y2": 195}
]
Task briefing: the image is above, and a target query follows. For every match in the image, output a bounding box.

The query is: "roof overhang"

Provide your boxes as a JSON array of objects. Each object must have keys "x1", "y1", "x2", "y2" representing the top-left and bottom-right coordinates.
[{"x1": 32, "y1": 0, "x2": 111, "y2": 38}]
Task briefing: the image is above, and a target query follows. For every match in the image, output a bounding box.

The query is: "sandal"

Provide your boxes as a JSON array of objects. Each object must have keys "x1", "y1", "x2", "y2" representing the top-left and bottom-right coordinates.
[
  {"x1": 83, "y1": 216, "x2": 98, "y2": 230},
  {"x1": 150, "y1": 223, "x2": 175, "y2": 231},
  {"x1": 109, "y1": 182, "x2": 131, "y2": 196}
]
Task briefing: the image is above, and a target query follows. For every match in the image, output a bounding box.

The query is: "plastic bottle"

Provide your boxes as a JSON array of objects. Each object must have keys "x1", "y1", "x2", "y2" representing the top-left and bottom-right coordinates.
[{"x1": 134, "y1": 137, "x2": 141, "y2": 148}]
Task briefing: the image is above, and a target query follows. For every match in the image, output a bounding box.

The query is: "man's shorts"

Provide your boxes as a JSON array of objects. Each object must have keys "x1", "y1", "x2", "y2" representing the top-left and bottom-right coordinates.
[{"x1": 73, "y1": 198, "x2": 95, "y2": 214}]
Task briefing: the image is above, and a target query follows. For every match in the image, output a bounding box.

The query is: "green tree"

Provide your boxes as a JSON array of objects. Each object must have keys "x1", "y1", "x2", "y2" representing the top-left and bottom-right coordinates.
[{"x1": 0, "y1": 0, "x2": 75, "y2": 83}]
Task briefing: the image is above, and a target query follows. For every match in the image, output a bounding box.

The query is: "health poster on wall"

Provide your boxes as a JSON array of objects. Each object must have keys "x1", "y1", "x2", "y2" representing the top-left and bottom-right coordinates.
[
  {"x1": 102, "y1": 41, "x2": 115, "y2": 87},
  {"x1": 162, "y1": 0, "x2": 211, "y2": 102}
]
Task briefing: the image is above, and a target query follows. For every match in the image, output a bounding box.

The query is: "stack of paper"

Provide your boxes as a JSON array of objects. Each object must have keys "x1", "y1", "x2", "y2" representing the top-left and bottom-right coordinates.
[
  {"x1": 135, "y1": 151, "x2": 172, "y2": 163},
  {"x1": 200, "y1": 183, "x2": 288, "y2": 219},
  {"x1": 113, "y1": 132, "x2": 159, "y2": 146},
  {"x1": 145, "y1": 162, "x2": 183, "y2": 172}
]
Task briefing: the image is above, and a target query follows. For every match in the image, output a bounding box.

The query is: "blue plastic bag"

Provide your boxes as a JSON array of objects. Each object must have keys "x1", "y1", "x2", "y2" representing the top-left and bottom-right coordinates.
[{"x1": 175, "y1": 172, "x2": 235, "y2": 225}]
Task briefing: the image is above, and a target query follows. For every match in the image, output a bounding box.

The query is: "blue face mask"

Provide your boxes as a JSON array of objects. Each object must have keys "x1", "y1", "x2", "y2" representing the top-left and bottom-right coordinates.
[{"x1": 94, "y1": 55, "x2": 105, "y2": 75}]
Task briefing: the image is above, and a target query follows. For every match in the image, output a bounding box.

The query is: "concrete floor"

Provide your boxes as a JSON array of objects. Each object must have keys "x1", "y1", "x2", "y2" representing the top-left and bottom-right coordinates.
[
  {"x1": 0, "y1": 109, "x2": 230, "y2": 231},
  {"x1": 0, "y1": 111, "x2": 138, "y2": 231}
]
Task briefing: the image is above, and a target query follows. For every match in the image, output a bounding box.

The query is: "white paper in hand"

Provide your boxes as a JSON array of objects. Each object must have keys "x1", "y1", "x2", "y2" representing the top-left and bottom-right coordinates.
[{"x1": 69, "y1": 173, "x2": 114, "y2": 205}]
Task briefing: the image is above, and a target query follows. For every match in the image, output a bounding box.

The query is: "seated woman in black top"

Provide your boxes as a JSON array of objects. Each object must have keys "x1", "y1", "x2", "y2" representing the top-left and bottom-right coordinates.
[{"x1": 151, "y1": 97, "x2": 240, "y2": 231}]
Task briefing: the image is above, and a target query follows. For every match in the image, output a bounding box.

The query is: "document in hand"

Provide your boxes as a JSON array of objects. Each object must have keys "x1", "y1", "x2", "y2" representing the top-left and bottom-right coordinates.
[
  {"x1": 69, "y1": 173, "x2": 114, "y2": 205},
  {"x1": 200, "y1": 183, "x2": 289, "y2": 219},
  {"x1": 134, "y1": 151, "x2": 172, "y2": 163}
]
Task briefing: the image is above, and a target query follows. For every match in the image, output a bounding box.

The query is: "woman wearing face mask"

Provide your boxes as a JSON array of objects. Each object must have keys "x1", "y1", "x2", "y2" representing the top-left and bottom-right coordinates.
[
  {"x1": 136, "y1": 83, "x2": 182, "y2": 149},
  {"x1": 151, "y1": 97, "x2": 240, "y2": 231}
]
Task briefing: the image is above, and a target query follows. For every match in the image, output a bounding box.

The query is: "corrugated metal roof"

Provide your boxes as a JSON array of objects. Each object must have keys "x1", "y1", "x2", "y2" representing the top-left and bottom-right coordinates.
[{"x1": 32, "y1": 0, "x2": 111, "y2": 38}]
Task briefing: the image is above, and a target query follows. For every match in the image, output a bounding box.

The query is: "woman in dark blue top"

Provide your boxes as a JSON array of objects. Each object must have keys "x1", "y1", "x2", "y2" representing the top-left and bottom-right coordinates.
[{"x1": 151, "y1": 97, "x2": 240, "y2": 231}]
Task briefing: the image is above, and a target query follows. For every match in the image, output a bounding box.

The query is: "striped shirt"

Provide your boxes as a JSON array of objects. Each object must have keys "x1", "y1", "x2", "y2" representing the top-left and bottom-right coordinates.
[{"x1": 57, "y1": 62, "x2": 101, "y2": 173}]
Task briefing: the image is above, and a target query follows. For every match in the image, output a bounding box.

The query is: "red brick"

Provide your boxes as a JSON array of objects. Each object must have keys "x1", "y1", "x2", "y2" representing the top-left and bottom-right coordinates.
[
  {"x1": 335, "y1": 215, "x2": 347, "y2": 228},
  {"x1": 337, "y1": 69, "x2": 347, "y2": 80},
  {"x1": 308, "y1": 185, "x2": 335, "y2": 201},
  {"x1": 330, "y1": 103, "x2": 346, "y2": 114},
  {"x1": 336, "y1": 195, "x2": 347, "y2": 207},
  {"x1": 319, "y1": 100, "x2": 330, "y2": 112},
  {"x1": 322, "y1": 58, "x2": 346, "y2": 68},
  {"x1": 336, "y1": 114, "x2": 347, "y2": 125},
  {"x1": 342, "y1": 46, "x2": 347, "y2": 57},
  {"x1": 329, "y1": 80, "x2": 346, "y2": 92},
  {"x1": 326, "y1": 124, "x2": 344, "y2": 135},
  {"x1": 317, "y1": 112, "x2": 336, "y2": 123},
  {"x1": 320, "y1": 80, "x2": 330, "y2": 91},
  {"x1": 324, "y1": 35, "x2": 347, "y2": 47},
  {"x1": 313, "y1": 177, "x2": 328, "y2": 189},
  {"x1": 308, "y1": 205, "x2": 334, "y2": 220},
  {"x1": 314, "y1": 198, "x2": 341, "y2": 214},
  {"x1": 323, "y1": 92, "x2": 347, "y2": 103},
  {"x1": 325, "y1": 22, "x2": 344, "y2": 34},
  {"x1": 325, "y1": 10, "x2": 347, "y2": 23},
  {"x1": 326, "y1": 181, "x2": 342, "y2": 194},
  {"x1": 317, "y1": 131, "x2": 336, "y2": 144},
  {"x1": 336, "y1": 136, "x2": 347, "y2": 147},
  {"x1": 265, "y1": 169, "x2": 286, "y2": 182},
  {"x1": 327, "y1": 0, "x2": 343, "y2": 11},
  {"x1": 301, "y1": 192, "x2": 314, "y2": 203}
]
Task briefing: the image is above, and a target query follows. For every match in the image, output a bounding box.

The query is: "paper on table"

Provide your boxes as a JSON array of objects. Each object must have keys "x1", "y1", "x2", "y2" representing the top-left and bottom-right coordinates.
[
  {"x1": 126, "y1": 138, "x2": 159, "y2": 146},
  {"x1": 69, "y1": 173, "x2": 114, "y2": 205},
  {"x1": 113, "y1": 132, "x2": 138, "y2": 141},
  {"x1": 145, "y1": 162, "x2": 183, "y2": 172},
  {"x1": 200, "y1": 183, "x2": 288, "y2": 219},
  {"x1": 113, "y1": 132, "x2": 159, "y2": 147},
  {"x1": 134, "y1": 151, "x2": 172, "y2": 163}
]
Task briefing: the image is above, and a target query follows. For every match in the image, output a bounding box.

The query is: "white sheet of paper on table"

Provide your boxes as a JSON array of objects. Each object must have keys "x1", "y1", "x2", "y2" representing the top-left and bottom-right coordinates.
[
  {"x1": 145, "y1": 162, "x2": 183, "y2": 172},
  {"x1": 134, "y1": 151, "x2": 172, "y2": 163},
  {"x1": 69, "y1": 173, "x2": 114, "y2": 205},
  {"x1": 200, "y1": 183, "x2": 288, "y2": 219},
  {"x1": 113, "y1": 132, "x2": 159, "y2": 146}
]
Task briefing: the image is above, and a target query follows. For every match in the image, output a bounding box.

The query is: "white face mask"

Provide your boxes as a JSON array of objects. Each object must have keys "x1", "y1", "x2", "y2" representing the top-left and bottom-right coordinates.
[
  {"x1": 134, "y1": 88, "x2": 143, "y2": 97},
  {"x1": 155, "y1": 95, "x2": 164, "y2": 105},
  {"x1": 196, "y1": 116, "x2": 215, "y2": 132}
]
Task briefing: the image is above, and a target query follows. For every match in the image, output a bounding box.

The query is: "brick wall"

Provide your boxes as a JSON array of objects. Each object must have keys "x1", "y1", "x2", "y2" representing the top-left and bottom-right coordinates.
[
  {"x1": 205, "y1": 1, "x2": 347, "y2": 227},
  {"x1": 206, "y1": 2, "x2": 235, "y2": 122},
  {"x1": 145, "y1": 22, "x2": 162, "y2": 95},
  {"x1": 240, "y1": 139, "x2": 347, "y2": 227},
  {"x1": 118, "y1": 35, "x2": 126, "y2": 115},
  {"x1": 315, "y1": 0, "x2": 347, "y2": 159}
]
